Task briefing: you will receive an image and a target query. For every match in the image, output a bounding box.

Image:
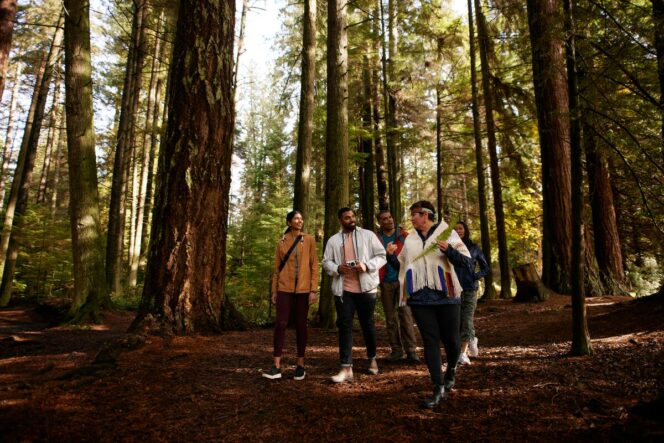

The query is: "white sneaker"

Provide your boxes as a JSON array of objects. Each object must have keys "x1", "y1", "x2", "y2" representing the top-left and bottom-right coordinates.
[
  {"x1": 368, "y1": 358, "x2": 379, "y2": 375},
  {"x1": 458, "y1": 352, "x2": 471, "y2": 365},
  {"x1": 331, "y1": 368, "x2": 353, "y2": 383},
  {"x1": 469, "y1": 337, "x2": 479, "y2": 357}
]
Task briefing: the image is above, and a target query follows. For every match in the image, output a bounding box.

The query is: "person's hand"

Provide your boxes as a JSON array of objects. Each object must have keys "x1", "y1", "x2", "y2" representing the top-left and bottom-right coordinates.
[
  {"x1": 386, "y1": 242, "x2": 398, "y2": 255},
  {"x1": 271, "y1": 293, "x2": 277, "y2": 305},
  {"x1": 308, "y1": 291, "x2": 317, "y2": 305},
  {"x1": 338, "y1": 263, "x2": 353, "y2": 274},
  {"x1": 356, "y1": 261, "x2": 366, "y2": 272},
  {"x1": 437, "y1": 240, "x2": 449, "y2": 252}
]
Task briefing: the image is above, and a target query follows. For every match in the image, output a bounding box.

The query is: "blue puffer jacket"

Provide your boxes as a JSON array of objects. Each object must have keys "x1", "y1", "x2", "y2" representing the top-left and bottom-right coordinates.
[{"x1": 444, "y1": 240, "x2": 488, "y2": 292}]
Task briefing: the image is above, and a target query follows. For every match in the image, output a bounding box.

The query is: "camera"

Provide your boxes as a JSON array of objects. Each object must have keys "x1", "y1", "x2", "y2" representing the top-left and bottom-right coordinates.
[{"x1": 346, "y1": 259, "x2": 358, "y2": 268}]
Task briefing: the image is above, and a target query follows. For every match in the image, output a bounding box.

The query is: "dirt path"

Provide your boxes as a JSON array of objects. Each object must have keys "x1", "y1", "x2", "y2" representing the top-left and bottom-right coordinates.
[{"x1": 1, "y1": 295, "x2": 663, "y2": 442}]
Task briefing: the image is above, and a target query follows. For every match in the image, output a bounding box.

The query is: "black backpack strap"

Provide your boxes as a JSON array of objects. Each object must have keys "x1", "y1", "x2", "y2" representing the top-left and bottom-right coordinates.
[{"x1": 278, "y1": 235, "x2": 302, "y2": 272}]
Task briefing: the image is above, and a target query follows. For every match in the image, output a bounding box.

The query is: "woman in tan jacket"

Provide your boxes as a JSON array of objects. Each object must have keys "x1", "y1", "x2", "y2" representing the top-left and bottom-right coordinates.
[{"x1": 262, "y1": 210, "x2": 318, "y2": 381}]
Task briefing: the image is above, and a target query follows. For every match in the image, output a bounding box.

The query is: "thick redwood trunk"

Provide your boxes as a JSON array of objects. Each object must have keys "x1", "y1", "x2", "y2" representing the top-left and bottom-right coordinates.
[
  {"x1": 527, "y1": 0, "x2": 573, "y2": 294},
  {"x1": 133, "y1": 0, "x2": 236, "y2": 334},
  {"x1": 63, "y1": 0, "x2": 106, "y2": 321}
]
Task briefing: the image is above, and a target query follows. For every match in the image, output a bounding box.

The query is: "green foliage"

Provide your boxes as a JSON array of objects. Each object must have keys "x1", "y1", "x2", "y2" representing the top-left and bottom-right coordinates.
[{"x1": 12, "y1": 204, "x2": 73, "y2": 303}]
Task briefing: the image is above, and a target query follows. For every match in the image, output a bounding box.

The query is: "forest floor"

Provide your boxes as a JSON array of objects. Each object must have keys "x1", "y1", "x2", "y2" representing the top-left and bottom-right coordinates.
[{"x1": 0, "y1": 294, "x2": 663, "y2": 442}]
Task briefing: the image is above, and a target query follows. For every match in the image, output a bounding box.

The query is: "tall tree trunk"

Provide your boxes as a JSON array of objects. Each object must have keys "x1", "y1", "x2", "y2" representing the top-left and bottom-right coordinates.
[
  {"x1": 106, "y1": 0, "x2": 148, "y2": 299},
  {"x1": 232, "y1": 0, "x2": 248, "y2": 103},
  {"x1": 50, "y1": 114, "x2": 66, "y2": 215},
  {"x1": 564, "y1": 0, "x2": 592, "y2": 355},
  {"x1": 372, "y1": 2, "x2": 388, "y2": 212},
  {"x1": 0, "y1": 63, "x2": 20, "y2": 208},
  {"x1": 318, "y1": 0, "x2": 349, "y2": 329},
  {"x1": 144, "y1": 73, "x2": 166, "y2": 252},
  {"x1": 0, "y1": 16, "x2": 64, "y2": 307},
  {"x1": 129, "y1": 12, "x2": 164, "y2": 287},
  {"x1": 63, "y1": 0, "x2": 106, "y2": 321},
  {"x1": 653, "y1": 0, "x2": 664, "y2": 151},
  {"x1": 359, "y1": 53, "x2": 375, "y2": 229},
  {"x1": 384, "y1": 0, "x2": 401, "y2": 223},
  {"x1": 293, "y1": 0, "x2": 316, "y2": 220},
  {"x1": 131, "y1": 0, "x2": 236, "y2": 334},
  {"x1": 475, "y1": 0, "x2": 511, "y2": 298},
  {"x1": 37, "y1": 67, "x2": 63, "y2": 203},
  {"x1": 527, "y1": 0, "x2": 573, "y2": 294},
  {"x1": 584, "y1": 123, "x2": 625, "y2": 293},
  {"x1": 436, "y1": 85, "x2": 444, "y2": 219},
  {"x1": 0, "y1": 0, "x2": 17, "y2": 99},
  {"x1": 467, "y1": 0, "x2": 496, "y2": 299}
]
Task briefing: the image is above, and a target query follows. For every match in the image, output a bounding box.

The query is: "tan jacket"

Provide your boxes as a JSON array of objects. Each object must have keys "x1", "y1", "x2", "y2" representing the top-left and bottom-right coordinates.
[{"x1": 271, "y1": 232, "x2": 319, "y2": 294}]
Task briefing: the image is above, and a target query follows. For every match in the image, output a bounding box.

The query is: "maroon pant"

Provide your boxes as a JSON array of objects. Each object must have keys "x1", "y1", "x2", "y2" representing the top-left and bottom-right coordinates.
[{"x1": 273, "y1": 292, "x2": 309, "y2": 358}]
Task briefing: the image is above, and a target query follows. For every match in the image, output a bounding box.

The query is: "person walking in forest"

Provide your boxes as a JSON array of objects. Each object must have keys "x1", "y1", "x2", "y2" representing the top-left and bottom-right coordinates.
[
  {"x1": 376, "y1": 210, "x2": 420, "y2": 364},
  {"x1": 262, "y1": 210, "x2": 319, "y2": 380},
  {"x1": 454, "y1": 221, "x2": 490, "y2": 366},
  {"x1": 394, "y1": 200, "x2": 472, "y2": 408},
  {"x1": 323, "y1": 207, "x2": 387, "y2": 383}
]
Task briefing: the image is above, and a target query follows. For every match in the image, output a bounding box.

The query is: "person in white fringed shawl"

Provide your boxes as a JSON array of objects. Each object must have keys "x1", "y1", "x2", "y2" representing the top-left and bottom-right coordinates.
[{"x1": 388, "y1": 200, "x2": 473, "y2": 409}]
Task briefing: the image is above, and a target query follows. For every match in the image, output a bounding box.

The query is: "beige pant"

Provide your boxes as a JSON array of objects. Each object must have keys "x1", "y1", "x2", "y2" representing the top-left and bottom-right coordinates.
[{"x1": 380, "y1": 280, "x2": 418, "y2": 353}]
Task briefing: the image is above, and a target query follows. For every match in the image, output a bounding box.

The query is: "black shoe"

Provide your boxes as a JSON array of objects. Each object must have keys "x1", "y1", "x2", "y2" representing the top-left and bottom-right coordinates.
[
  {"x1": 262, "y1": 366, "x2": 282, "y2": 380},
  {"x1": 444, "y1": 366, "x2": 456, "y2": 391},
  {"x1": 294, "y1": 365, "x2": 306, "y2": 380},
  {"x1": 423, "y1": 385, "x2": 446, "y2": 409},
  {"x1": 406, "y1": 351, "x2": 421, "y2": 364},
  {"x1": 386, "y1": 350, "x2": 405, "y2": 363}
]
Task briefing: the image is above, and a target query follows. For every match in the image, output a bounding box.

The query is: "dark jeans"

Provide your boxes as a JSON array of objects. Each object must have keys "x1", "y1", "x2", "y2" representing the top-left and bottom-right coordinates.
[
  {"x1": 273, "y1": 292, "x2": 309, "y2": 358},
  {"x1": 334, "y1": 291, "x2": 377, "y2": 366},
  {"x1": 410, "y1": 304, "x2": 460, "y2": 386}
]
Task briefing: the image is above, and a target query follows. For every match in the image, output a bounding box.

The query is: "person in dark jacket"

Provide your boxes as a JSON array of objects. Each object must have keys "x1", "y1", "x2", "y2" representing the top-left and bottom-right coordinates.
[{"x1": 453, "y1": 221, "x2": 489, "y2": 365}]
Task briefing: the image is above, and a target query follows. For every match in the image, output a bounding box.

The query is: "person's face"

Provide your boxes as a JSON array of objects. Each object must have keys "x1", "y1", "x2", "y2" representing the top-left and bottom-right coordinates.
[
  {"x1": 289, "y1": 213, "x2": 304, "y2": 230},
  {"x1": 378, "y1": 212, "x2": 394, "y2": 232},
  {"x1": 410, "y1": 210, "x2": 428, "y2": 231},
  {"x1": 339, "y1": 210, "x2": 357, "y2": 230},
  {"x1": 455, "y1": 223, "x2": 465, "y2": 239}
]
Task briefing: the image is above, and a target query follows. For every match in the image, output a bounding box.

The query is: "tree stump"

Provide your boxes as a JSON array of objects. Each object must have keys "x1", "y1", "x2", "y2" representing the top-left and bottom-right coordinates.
[{"x1": 512, "y1": 263, "x2": 550, "y2": 302}]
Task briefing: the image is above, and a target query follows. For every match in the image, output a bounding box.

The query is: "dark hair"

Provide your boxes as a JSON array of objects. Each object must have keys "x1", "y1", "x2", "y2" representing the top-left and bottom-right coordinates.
[
  {"x1": 409, "y1": 200, "x2": 435, "y2": 221},
  {"x1": 376, "y1": 210, "x2": 391, "y2": 221},
  {"x1": 284, "y1": 210, "x2": 302, "y2": 234},
  {"x1": 456, "y1": 220, "x2": 471, "y2": 244},
  {"x1": 337, "y1": 207, "x2": 354, "y2": 219}
]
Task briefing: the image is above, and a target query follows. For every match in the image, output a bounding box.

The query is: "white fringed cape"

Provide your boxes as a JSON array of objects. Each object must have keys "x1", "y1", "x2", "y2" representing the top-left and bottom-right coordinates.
[{"x1": 397, "y1": 221, "x2": 471, "y2": 306}]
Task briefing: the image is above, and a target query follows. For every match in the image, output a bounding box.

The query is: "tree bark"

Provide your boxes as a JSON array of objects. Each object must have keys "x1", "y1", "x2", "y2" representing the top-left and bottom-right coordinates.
[
  {"x1": 584, "y1": 123, "x2": 625, "y2": 293},
  {"x1": 129, "y1": 11, "x2": 164, "y2": 287},
  {"x1": 527, "y1": 0, "x2": 573, "y2": 295},
  {"x1": 63, "y1": 0, "x2": 106, "y2": 321},
  {"x1": 512, "y1": 263, "x2": 550, "y2": 302},
  {"x1": 0, "y1": 0, "x2": 17, "y2": 99},
  {"x1": 293, "y1": 0, "x2": 316, "y2": 220},
  {"x1": 564, "y1": 0, "x2": 592, "y2": 356},
  {"x1": 475, "y1": 0, "x2": 511, "y2": 299},
  {"x1": 384, "y1": 0, "x2": 402, "y2": 223},
  {"x1": 0, "y1": 63, "x2": 20, "y2": 208},
  {"x1": 436, "y1": 84, "x2": 444, "y2": 219},
  {"x1": 467, "y1": 0, "x2": 496, "y2": 299},
  {"x1": 318, "y1": 0, "x2": 349, "y2": 329},
  {"x1": 50, "y1": 114, "x2": 66, "y2": 215},
  {"x1": 359, "y1": 53, "x2": 375, "y2": 229},
  {"x1": 106, "y1": 0, "x2": 148, "y2": 299},
  {"x1": 132, "y1": 0, "x2": 236, "y2": 334},
  {"x1": 37, "y1": 67, "x2": 63, "y2": 203},
  {"x1": 372, "y1": 2, "x2": 388, "y2": 212}
]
